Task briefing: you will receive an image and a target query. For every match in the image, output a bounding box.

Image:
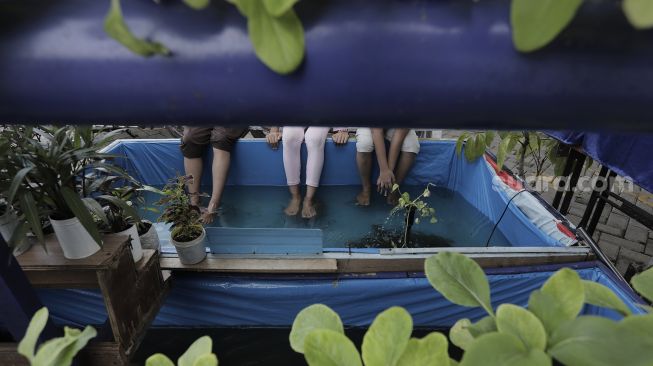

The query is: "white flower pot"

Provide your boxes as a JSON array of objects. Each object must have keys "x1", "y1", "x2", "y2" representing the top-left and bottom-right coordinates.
[
  {"x1": 0, "y1": 210, "x2": 31, "y2": 256},
  {"x1": 139, "y1": 220, "x2": 160, "y2": 251},
  {"x1": 50, "y1": 217, "x2": 101, "y2": 259},
  {"x1": 171, "y1": 228, "x2": 206, "y2": 265},
  {"x1": 114, "y1": 224, "x2": 144, "y2": 262}
]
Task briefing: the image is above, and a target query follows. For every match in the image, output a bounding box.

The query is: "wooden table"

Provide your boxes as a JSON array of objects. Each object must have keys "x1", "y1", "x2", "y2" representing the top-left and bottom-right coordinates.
[{"x1": 4, "y1": 234, "x2": 169, "y2": 365}]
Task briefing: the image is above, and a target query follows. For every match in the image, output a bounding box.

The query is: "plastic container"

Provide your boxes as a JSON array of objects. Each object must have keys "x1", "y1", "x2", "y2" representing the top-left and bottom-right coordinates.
[
  {"x1": 171, "y1": 228, "x2": 207, "y2": 265},
  {"x1": 49, "y1": 216, "x2": 101, "y2": 259}
]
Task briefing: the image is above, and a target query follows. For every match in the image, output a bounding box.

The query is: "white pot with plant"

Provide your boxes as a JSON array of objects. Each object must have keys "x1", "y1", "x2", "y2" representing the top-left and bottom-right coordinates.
[
  {"x1": 96, "y1": 192, "x2": 144, "y2": 262},
  {"x1": 157, "y1": 175, "x2": 206, "y2": 265},
  {"x1": 138, "y1": 220, "x2": 160, "y2": 250},
  {"x1": 5, "y1": 125, "x2": 135, "y2": 259}
]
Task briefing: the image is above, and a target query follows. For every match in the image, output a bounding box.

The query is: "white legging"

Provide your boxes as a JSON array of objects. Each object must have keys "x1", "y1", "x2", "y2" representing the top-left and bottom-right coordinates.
[{"x1": 283, "y1": 127, "x2": 329, "y2": 188}]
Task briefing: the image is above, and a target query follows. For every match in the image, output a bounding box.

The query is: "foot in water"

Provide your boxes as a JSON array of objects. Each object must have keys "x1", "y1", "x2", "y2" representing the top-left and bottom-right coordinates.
[
  {"x1": 285, "y1": 195, "x2": 302, "y2": 216},
  {"x1": 356, "y1": 189, "x2": 371, "y2": 206},
  {"x1": 301, "y1": 198, "x2": 317, "y2": 219}
]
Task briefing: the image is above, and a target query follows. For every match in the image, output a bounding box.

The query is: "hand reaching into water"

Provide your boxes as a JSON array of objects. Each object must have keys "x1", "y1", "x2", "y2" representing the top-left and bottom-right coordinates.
[
  {"x1": 377, "y1": 168, "x2": 395, "y2": 196},
  {"x1": 266, "y1": 128, "x2": 282, "y2": 150}
]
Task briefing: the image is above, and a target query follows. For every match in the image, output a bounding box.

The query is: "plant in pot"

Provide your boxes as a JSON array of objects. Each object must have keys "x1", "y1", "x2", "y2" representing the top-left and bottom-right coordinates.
[
  {"x1": 157, "y1": 175, "x2": 207, "y2": 265},
  {"x1": 6, "y1": 125, "x2": 131, "y2": 259},
  {"x1": 94, "y1": 186, "x2": 145, "y2": 262}
]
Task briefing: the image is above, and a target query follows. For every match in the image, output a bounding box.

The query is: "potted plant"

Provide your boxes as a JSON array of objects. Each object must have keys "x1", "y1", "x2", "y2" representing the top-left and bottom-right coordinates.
[
  {"x1": 6, "y1": 125, "x2": 132, "y2": 259},
  {"x1": 157, "y1": 175, "x2": 206, "y2": 264}
]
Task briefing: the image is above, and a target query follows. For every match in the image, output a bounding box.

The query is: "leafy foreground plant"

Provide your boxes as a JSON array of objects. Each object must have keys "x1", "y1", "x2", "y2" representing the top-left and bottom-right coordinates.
[
  {"x1": 145, "y1": 336, "x2": 218, "y2": 366},
  {"x1": 290, "y1": 252, "x2": 653, "y2": 366},
  {"x1": 17, "y1": 307, "x2": 96, "y2": 366}
]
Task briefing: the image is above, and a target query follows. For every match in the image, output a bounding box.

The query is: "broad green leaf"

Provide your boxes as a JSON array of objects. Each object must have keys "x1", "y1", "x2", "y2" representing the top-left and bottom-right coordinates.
[
  {"x1": 82, "y1": 198, "x2": 109, "y2": 226},
  {"x1": 496, "y1": 304, "x2": 546, "y2": 350},
  {"x1": 549, "y1": 315, "x2": 653, "y2": 366},
  {"x1": 179, "y1": 336, "x2": 212, "y2": 366},
  {"x1": 7, "y1": 166, "x2": 33, "y2": 204},
  {"x1": 33, "y1": 325, "x2": 97, "y2": 366},
  {"x1": 290, "y1": 304, "x2": 344, "y2": 353},
  {"x1": 496, "y1": 136, "x2": 511, "y2": 170},
  {"x1": 474, "y1": 134, "x2": 487, "y2": 158},
  {"x1": 193, "y1": 353, "x2": 219, "y2": 366},
  {"x1": 460, "y1": 333, "x2": 551, "y2": 366},
  {"x1": 485, "y1": 131, "x2": 496, "y2": 146},
  {"x1": 304, "y1": 329, "x2": 362, "y2": 366},
  {"x1": 145, "y1": 354, "x2": 175, "y2": 366},
  {"x1": 450, "y1": 316, "x2": 498, "y2": 351},
  {"x1": 631, "y1": 267, "x2": 653, "y2": 302},
  {"x1": 263, "y1": 0, "x2": 298, "y2": 17},
  {"x1": 104, "y1": 0, "x2": 170, "y2": 57},
  {"x1": 623, "y1": 0, "x2": 653, "y2": 29},
  {"x1": 464, "y1": 136, "x2": 476, "y2": 162},
  {"x1": 529, "y1": 268, "x2": 584, "y2": 334},
  {"x1": 582, "y1": 280, "x2": 632, "y2": 316},
  {"x1": 455, "y1": 133, "x2": 469, "y2": 157},
  {"x1": 425, "y1": 252, "x2": 494, "y2": 316},
  {"x1": 450, "y1": 359, "x2": 459, "y2": 366},
  {"x1": 232, "y1": 0, "x2": 305, "y2": 74},
  {"x1": 97, "y1": 194, "x2": 141, "y2": 223},
  {"x1": 467, "y1": 316, "x2": 497, "y2": 337},
  {"x1": 362, "y1": 306, "x2": 413, "y2": 366},
  {"x1": 511, "y1": 0, "x2": 584, "y2": 52},
  {"x1": 396, "y1": 332, "x2": 449, "y2": 366},
  {"x1": 53, "y1": 326, "x2": 97, "y2": 366},
  {"x1": 19, "y1": 191, "x2": 44, "y2": 246},
  {"x1": 184, "y1": 0, "x2": 210, "y2": 10},
  {"x1": 60, "y1": 186, "x2": 102, "y2": 246},
  {"x1": 18, "y1": 307, "x2": 49, "y2": 362}
]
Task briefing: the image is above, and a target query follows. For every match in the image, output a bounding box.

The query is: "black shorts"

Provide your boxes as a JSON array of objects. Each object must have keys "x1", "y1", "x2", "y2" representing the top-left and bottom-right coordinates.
[{"x1": 180, "y1": 127, "x2": 248, "y2": 158}]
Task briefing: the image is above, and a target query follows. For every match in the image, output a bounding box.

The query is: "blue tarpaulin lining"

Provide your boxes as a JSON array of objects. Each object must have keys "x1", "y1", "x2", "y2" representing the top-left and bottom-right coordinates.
[
  {"x1": 34, "y1": 262, "x2": 644, "y2": 329},
  {"x1": 547, "y1": 131, "x2": 653, "y2": 194},
  {"x1": 104, "y1": 139, "x2": 571, "y2": 247}
]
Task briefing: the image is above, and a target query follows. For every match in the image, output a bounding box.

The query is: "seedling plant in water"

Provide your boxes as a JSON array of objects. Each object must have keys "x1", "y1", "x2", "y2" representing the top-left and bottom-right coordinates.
[{"x1": 390, "y1": 183, "x2": 438, "y2": 247}]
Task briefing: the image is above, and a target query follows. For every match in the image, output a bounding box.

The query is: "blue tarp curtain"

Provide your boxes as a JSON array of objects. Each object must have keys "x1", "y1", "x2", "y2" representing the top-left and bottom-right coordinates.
[
  {"x1": 547, "y1": 131, "x2": 653, "y2": 194},
  {"x1": 104, "y1": 139, "x2": 574, "y2": 246},
  {"x1": 34, "y1": 262, "x2": 644, "y2": 329}
]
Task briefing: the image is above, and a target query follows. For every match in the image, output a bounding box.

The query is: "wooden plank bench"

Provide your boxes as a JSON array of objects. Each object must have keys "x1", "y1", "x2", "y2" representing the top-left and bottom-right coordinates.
[{"x1": 1, "y1": 234, "x2": 169, "y2": 366}]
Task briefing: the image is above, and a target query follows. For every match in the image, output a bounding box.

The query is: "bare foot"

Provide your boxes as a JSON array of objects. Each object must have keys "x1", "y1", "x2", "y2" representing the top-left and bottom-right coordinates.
[
  {"x1": 201, "y1": 201, "x2": 219, "y2": 224},
  {"x1": 302, "y1": 198, "x2": 317, "y2": 219},
  {"x1": 356, "y1": 190, "x2": 371, "y2": 206},
  {"x1": 284, "y1": 195, "x2": 302, "y2": 216}
]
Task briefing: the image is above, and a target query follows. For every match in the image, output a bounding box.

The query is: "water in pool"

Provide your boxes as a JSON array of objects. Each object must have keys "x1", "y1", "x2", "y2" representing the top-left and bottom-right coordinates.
[{"x1": 142, "y1": 185, "x2": 509, "y2": 247}]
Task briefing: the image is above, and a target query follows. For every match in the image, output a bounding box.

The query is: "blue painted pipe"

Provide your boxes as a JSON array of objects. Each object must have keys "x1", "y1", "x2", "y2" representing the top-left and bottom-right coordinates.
[{"x1": 0, "y1": 0, "x2": 652, "y2": 130}]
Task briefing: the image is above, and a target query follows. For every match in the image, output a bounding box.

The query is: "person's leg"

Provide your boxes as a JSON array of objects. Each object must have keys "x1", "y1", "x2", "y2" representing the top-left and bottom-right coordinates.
[
  {"x1": 394, "y1": 129, "x2": 420, "y2": 185},
  {"x1": 302, "y1": 127, "x2": 329, "y2": 218},
  {"x1": 180, "y1": 127, "x2": 211, "y2": 206},
  {"x1": 282, "y1": 127, "x2": 305, "y2": 215},
  {"x1": 355, "y1": 128, "x2": 374, "y2": 206},
  {"x1": 203, "y1": 127, "x2": 248, "y2": 224}
]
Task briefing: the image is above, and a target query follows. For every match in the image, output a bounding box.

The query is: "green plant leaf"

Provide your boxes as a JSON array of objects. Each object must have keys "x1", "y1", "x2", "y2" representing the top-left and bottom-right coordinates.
[
  {"x1": 7, "y1": 166, "x2": 33, "y2": 204},
  {"x1": 104, "y1": 0, "x2": 170, "y2": 57},
  {"x1": 528, "y1": 268, "x2": 584, "y2": 334},
  {"x1": 193, "y1": 353, "x2": 219, "y2": 366},
  {"x1": 178, "y1": 336, "x2": 213, "y2": 366},
  {"x1": 582, "y1": 280, "x2": 632, "y2": 316},
  {"x1": 474, "y1": 134, "x2": 487, "y2": 158},
  {"x1": 145, "y1": 354, "x2": 175, "y2": 366},
  {"x1": 459, "y1": 333, "x2": 551, "y2": 366},
  {"x1": 60, "y1": 186, "x2": 102, "y2": 246},
  {"x1": 511, "y1": 0, "x2": 584, "y2": 52},
  {"x1": 485, "y1": 131, "x2": 496, "y2": 146},
  {"x1": 631, "y1": 267, "x2": 653, "y2": 302},
  {"x1": 464, "y1": 135, "x2": 476, "y2": 162},
  {"x1": 496, "y1": 304, "x2": 546, "y2": 350},
  {"x1": 18, "y1": 307, "x2": 49, "y2": 362},
  {"x1": 33, "y1": 325, "x2": 97, "y2": 366},
  {"x1": 549, "y1": 315, "x2": 653, "y2": 366},
  {"x1": 362, "y1": 306, "x2": 413, "y2": 366},
  {"x1": 623, "y1": 0, "x2": 653, "y2": 29},
  {"x1": 304, "y1": 329, "x2": 362, "y2": 366},
  {"x1": 232, "y1": 0, "x2": 305, "y2": 74},
  {"x1": 263, "y1": 0, "x2": 298, "y2": 17},
  {"x1": 456, "y1": 133, "x2": 469, "y2": 157},
  {"x1": 290, "y1": 304, "x2": 344, "y2": 354},
  {"x1": 97, "y1": 194, "x2": 141, "y2": 225},
  {"x1": 496, "y1": 136, "x2": 512, "y2": 170},
  {"x1": 184, "y1": 0, "x2": 210, "y2": 10},
  {"x1": 82, "y1": 198, "x2": 109, "y2": 226},
  {"x1": 396, "y1": 332, "x2": 449, "y2": 366},
  {"x1": 449, "y1": 316, "x2": 497, "y2": 351},
  {"x1": 425, "y1": 252, "x2": 494, "y2": 316},
  {"x1": 19, "y1": 191, "x2": 44, "y2": 246}
]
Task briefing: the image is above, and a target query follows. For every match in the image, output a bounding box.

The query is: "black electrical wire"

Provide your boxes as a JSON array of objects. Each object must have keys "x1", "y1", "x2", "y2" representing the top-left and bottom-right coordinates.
[{"x1": 485, "y1": 189, "x2": 528, "y2": 247}]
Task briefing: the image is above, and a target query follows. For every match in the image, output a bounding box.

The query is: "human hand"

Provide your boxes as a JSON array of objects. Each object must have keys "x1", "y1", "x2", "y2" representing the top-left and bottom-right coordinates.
[
  {"x1": 332, "y1": 130, "x2": 349, "y2": 145},
  {"x1": 267, "y1": 129, "x2": 282, "y2": 149},
  {"x1": 377, "y1": 169, "x2": 395, "y2": 195}
]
